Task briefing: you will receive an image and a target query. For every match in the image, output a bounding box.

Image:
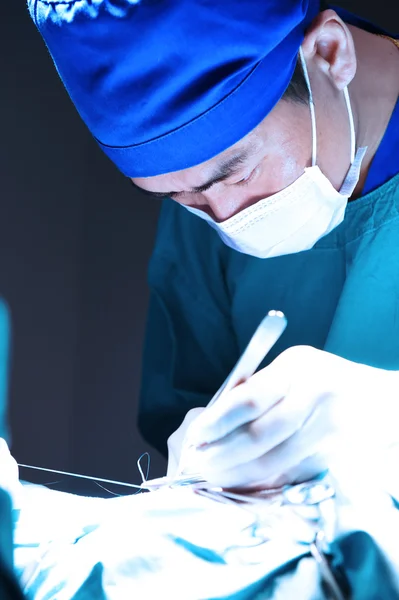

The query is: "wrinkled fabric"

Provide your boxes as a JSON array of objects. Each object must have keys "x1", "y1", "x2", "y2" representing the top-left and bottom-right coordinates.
[
  {"x1": 27, "y1": 0, "x2": 319, "y2": 176},
  {"x1": 12, "y1": 463, "x2": 399, "y2": 599},
  {"x1": 0, "y1": 490, "x2": 25, "y2": 600},
  {"x1": 14, "y1": 483, "x2": 307, "y2": 599},
  {"x1": 139, "y1": 169, "x2": 399, "y2": 457},
  {"x1": 26, "y1": 3, "x2": 397, "y2": 178}
]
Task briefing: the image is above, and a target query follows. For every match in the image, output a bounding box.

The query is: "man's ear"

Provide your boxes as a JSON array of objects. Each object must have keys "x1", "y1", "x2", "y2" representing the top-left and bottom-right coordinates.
[{"x1": 301, "y1": 9, "x2": 357, "y2": 90}]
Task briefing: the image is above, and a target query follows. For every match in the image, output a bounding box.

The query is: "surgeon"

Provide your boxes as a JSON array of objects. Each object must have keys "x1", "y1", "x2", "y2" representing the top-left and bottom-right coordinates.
[{"x1": 28, "y1": 1, "x2": 399, "y2": 489}]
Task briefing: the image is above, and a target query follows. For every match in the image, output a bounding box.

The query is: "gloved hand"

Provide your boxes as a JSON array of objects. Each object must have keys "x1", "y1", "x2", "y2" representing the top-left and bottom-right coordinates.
[
  {"x1": 182, "y1": 346, "x2": 399, "y2": 490},
  {"x1": 0, "y1": 439, "x2": 23, "y2": 510}
]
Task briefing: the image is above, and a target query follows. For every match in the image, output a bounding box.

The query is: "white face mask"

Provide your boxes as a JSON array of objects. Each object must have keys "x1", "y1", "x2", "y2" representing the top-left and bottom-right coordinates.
[{"x1": 185, "y1": 48, "x2": 367, "y2": 258}]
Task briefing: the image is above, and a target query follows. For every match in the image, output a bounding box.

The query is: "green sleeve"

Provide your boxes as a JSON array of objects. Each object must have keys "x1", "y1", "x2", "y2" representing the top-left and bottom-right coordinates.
[
  {"x1": 138, "y1": 201, "x2": 239, "y2": 457},
  {"x1": 0, "y1": 301, "x2": 10, "y2": 443},
  {"x1": 0, "y1": 300, "x2": 25, "y2": 599}
]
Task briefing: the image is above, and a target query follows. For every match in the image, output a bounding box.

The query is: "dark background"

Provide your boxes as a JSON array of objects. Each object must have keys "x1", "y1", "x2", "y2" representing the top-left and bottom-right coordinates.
[{"x1": 1, "y1": 1, "x2": 398, "y2": 494}]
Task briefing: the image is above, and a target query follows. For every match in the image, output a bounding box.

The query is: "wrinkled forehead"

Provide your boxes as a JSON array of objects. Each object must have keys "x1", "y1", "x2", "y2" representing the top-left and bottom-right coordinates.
[{"x1": 132, "y1": 127, "x2": 265, "y2": 192}]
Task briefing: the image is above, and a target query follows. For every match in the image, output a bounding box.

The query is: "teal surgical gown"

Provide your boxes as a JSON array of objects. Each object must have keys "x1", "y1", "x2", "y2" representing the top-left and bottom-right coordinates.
[
  {"x1": 139, "y1": 172, "x2": 399, "y2": 457},
  {"x1": 139, "y1": 15, "x2": 399, "y2": 456}
]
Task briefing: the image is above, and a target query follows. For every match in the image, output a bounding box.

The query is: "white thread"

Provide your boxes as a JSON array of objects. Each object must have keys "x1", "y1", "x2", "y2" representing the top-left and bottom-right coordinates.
[
  {"x1": 137, "y1": 452, "x2": 151, "y2": 483},
  {"x1": 94, "y1": 482, "x2": 123, "y2": 496},
  {"x1": 18, "y1": 464, "x2": 143, "y2": 490}
]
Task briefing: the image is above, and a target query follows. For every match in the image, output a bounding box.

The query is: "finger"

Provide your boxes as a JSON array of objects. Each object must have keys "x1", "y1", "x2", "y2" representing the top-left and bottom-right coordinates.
[
  {"x1": 166, "y1": 445, "x2": 178, "y2": 478},
  {"x1": 167, "y1": 408, "x2": 206, "y2": 477},
  {"x1": 253, "y1": 398, "x2": 337, "y2": 485},
  {"x1": 194, "y1": 391, "x2": 310, "y2": 471},
  {"x1": 206, "y1": 448, "x2": 330, "y2": 490},
  {"x1": 201, "y1": 401, "x2": 334, "y2": 489},
  {"x1": 188, "y1": 359, "x2": 291, "y2": 445}
]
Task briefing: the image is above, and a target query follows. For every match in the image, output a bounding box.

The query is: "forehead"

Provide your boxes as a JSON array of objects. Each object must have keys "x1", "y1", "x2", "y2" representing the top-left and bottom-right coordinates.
[{"x1": 132, "y1": 126, "x2": 264, "y2": 192}]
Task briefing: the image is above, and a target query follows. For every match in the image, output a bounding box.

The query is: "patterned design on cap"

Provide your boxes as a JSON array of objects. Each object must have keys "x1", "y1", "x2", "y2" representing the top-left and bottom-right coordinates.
[{"x1": 28, "y1": 0, "x2": 141, "y2": 25}]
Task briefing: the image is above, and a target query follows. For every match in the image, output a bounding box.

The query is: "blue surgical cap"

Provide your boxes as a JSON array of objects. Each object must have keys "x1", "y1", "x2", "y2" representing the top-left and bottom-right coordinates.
[{"x1": 28, "y1": 0, "x2": 320, "y2": 177}]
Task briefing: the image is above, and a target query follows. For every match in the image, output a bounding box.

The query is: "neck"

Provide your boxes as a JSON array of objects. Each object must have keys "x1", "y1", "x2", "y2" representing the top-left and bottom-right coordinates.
[{"x1": 348, "y1": 26, "x2": 399, "y2": 196}]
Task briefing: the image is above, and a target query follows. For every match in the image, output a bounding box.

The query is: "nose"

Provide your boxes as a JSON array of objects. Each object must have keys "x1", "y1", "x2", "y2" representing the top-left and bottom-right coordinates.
[{"x1": 197, "y1": 188, "x2": 248, "y2": 222}]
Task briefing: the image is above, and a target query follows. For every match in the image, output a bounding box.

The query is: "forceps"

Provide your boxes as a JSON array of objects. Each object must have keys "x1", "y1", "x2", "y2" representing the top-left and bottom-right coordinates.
[
  {"x1": 194, "y1": 478, "x2": 345, "y2": 599},
  {"x1": 142, "y1": 310, "x2": 287, "y2": 490}
]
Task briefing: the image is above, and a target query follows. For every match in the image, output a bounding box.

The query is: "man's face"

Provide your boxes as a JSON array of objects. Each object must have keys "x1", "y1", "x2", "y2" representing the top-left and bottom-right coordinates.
[{"x1": 132, "y1": 12, "x2": 357, "y2": 222}]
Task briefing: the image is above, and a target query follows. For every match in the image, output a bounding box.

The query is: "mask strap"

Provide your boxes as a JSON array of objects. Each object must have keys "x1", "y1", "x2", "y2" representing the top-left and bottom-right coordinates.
[
  {"x1": 339, "y1": 79, "x2": 368, "y2": 196},
  {"x1": 298, "y1": 47, "x2": 317, "y2": 167},
  {"x1": 339, "y1": 146, "x2": 367, "y2": 197},
  {"x1": 343, "y1": 86, "x2": 356, "y2": 164},
  {"x1": 298, "y1": 48, "x2": 357, "y2": 167}
]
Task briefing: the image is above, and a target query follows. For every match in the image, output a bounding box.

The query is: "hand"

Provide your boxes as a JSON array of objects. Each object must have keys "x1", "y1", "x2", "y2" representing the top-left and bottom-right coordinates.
[
  {"x1": 0, "y1": 438, "x2": 23, "y2": 509},
  {"x1": 167, "y1": 407, "x2": 206, "y2": 478},
  {"x1": 185, "y1": 346, "x2": 399, "y2": 490}
]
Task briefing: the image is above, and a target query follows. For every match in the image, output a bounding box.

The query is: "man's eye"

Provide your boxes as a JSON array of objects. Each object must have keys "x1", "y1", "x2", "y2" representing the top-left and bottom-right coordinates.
[{"x1": 235, "y1": 166, "x2": 259, "y2": 186}]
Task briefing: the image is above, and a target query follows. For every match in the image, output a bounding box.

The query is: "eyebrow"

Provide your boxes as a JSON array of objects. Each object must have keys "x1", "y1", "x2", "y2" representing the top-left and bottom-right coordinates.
[{"x1": 130, "y1": 147, "x2": 255, "y2": 199}]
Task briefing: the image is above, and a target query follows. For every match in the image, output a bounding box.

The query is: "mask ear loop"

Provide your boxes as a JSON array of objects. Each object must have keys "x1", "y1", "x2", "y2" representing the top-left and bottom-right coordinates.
[
  {"x1": 299, "y1": 46, "x2": 356, "y2": 167},
  {"x1": 298, "y1": 47, "x2": 317, "y2": 167},
  {"x1": 341, "y1": 85, "x2": 368, "y2": 197},
  {"x1": 343, "y1": 86, "x2": 356, "y2": 164}
]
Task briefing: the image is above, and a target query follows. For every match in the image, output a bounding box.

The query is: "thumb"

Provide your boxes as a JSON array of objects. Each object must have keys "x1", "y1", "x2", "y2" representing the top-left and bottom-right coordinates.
[{"x1": 167, "y1": 408, "x2": 205, "y2": 477}]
